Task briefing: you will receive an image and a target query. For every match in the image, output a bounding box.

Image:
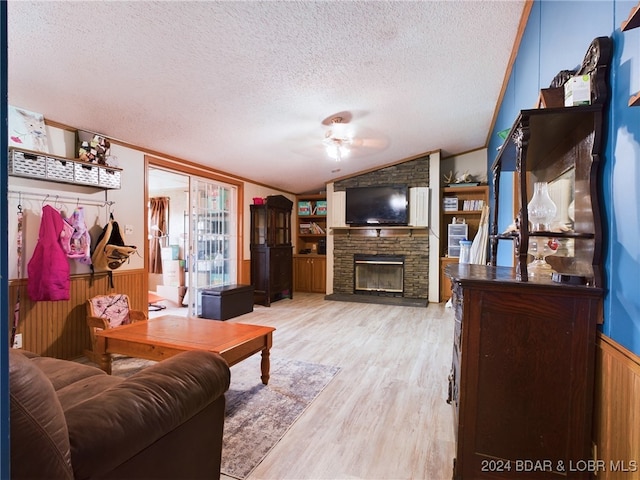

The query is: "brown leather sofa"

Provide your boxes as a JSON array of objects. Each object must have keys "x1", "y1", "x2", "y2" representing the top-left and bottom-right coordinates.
[{"x1": 9, "y1": 349, "x2": 230, "y2": 480}]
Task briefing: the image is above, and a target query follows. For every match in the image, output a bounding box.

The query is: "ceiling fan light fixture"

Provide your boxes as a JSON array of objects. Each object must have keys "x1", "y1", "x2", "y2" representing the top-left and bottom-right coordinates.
[
  {"x1": 323, "y1": 116, "x2": 353, "y2": 161},
  {"x1": 329, "y1": 119, "x2": 349, "y2": 139},
  {"x1": 325, "y1": 141, "x2": 350, "y2": 162}
]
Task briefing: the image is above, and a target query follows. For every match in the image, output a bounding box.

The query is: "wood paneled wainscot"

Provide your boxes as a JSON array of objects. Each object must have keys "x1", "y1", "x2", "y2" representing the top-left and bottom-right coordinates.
[
  {"x1": 446, "y1": 264, "x2": 602, "y2": 480},
  {"x1": 594, "y1": 333, "x2": 640, "y2": 479},
  {"x1": 9, "y1": 269, "x2": 147, "y2": 360}
]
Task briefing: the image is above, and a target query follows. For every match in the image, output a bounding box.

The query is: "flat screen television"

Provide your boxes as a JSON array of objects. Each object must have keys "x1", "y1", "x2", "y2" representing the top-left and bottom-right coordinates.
[{"x1": 345, "y1": 185, "x2": 409, "y2": 226}]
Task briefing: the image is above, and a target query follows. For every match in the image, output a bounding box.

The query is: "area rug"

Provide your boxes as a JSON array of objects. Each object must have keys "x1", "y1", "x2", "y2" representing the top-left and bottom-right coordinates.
[
  {"x1": 108, "y1": 354, "x2": 340, "y2": 480},
  {"x1": 222, "y1": 356, "x2": 340, "y2": 479}
]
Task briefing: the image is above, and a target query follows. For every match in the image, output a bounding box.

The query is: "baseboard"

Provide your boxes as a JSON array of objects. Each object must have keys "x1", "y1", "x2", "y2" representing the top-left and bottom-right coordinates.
[{"x1": 593, "y1": 333, "x2": 640, "y2": 478}]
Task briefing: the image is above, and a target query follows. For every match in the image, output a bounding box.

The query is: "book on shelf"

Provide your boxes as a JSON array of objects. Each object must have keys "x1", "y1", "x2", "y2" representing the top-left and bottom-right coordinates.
[
  {"x1": 298, "y1": 201, "x2": 312, "y2": 216},
  {"x1": 299, "y1": 223, "x2": 312, "y2": 234},
  {"x1": 462, "y1": 199, "x2": 485, "y2": 211},
  {"x1": 309, "y1": 221, "x2": 325, "y2": 234},
  {"x1": 314, "y1": 200, "x2": 327, "y2": 216},
  {"x1": 300, "y1": 222, "x2": 325, "y2": 234}
]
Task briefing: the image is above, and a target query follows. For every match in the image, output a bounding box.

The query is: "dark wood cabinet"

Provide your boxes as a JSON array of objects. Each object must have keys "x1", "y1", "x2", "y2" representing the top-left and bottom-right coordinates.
[
  {"x1": 490, "y1": 37, "x2": 611, "y2": 288},
  {"x1": 250, "y1": 195, "x2": 293, "y2": 306},
  {"x1": 447, "y1": 265, "x2": 602, "y2": 480},
  {"x1": 447, "y1": 37, "x2": 610, "y2": 479}
]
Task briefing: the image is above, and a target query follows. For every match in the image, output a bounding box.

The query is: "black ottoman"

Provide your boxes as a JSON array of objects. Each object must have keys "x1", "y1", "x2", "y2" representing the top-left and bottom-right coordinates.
[{"x1": 200, "y1": 284, "x2": 254, "y2": 320}]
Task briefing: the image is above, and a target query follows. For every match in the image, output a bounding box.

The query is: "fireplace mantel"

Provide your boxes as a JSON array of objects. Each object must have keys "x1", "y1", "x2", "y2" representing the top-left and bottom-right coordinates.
[{"x1": 331, "y1": 226, "x2": 428, "y2": 237}]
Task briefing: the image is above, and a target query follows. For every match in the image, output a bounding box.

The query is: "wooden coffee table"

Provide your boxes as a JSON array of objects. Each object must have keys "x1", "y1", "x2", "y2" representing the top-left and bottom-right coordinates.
[{"x1": 95, "y1": 315, "x2": 275, "y2": 384}]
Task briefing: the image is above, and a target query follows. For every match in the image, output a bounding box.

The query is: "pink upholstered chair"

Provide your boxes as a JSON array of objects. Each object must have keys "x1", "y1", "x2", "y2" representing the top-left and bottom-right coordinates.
[{"x1": 85, "y1": 293, "x2": 147, "y2": 363}]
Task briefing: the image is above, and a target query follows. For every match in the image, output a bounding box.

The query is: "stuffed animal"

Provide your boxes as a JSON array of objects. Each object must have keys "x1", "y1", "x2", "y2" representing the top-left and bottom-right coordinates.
[{"x1": 78, "y1": 134, "x2": 111, "y2": 164}]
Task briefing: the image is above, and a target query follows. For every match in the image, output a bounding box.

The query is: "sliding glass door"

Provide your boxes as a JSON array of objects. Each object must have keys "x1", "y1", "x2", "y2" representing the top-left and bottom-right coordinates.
[
  {"x1": 189, "y1": 178, "x2": 238, "y2": 316},
  {"x1": 148, "y1": 165, "x2": 238, "y2": 317}
]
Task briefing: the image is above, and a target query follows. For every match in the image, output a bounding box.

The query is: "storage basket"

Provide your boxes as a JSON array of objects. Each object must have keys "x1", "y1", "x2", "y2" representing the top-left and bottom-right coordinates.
[
  {"x1": 46, "y1": 157, "x2": 74, "y2": 182},
  {"x1": 98, "y1": 167, "x2": 121, "y2": 189},
  {"x1": 448, "y1": 223, "x2": 469, "y2": 258},
  {"x1": 9, "y1": 150, "x2": 47, "y2": 178},
  {"x1": 74, "y1": 162, "x2": 100, "y2": 185}
]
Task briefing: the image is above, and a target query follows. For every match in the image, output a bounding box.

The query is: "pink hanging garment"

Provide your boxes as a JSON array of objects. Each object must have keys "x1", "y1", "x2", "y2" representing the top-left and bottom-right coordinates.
[
  {"x1": 63, "y1": 206, "x2": 92, "y2": 265},
  {"x1": 27, "y1": 204, "x2": 70, "y2": 301}
]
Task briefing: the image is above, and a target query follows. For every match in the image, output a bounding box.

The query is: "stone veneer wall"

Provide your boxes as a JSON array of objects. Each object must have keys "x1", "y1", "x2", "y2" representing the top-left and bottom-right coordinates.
[{"x1": 333, "y1": 156, "x2": 430, "y2": 300}]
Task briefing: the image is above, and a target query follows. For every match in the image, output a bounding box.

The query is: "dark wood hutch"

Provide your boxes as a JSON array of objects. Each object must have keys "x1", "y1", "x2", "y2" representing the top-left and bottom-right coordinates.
[
  {"x1": 250, "y1": 195, "x2": 293, "y2": 306},
  {"x1": 446, "y1": 37, "x2": 611, "y2": 479}
]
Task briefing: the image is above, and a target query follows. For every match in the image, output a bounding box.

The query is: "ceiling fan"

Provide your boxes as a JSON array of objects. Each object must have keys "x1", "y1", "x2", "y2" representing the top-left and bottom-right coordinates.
[
  {"x1": 321, "y1": 112, "x2": 388, "y2": 161},
  {"x1": 283, "y1": 111, "x2": 388, "y2": 162},
  {"x1": 323, "y1": 116, "x2": 353, "y2": 162}
]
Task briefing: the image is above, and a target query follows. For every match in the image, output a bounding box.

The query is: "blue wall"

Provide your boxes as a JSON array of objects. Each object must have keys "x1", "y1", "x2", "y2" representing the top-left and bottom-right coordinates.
[{"x1": 490, "y1": 0, "x2": 640, "y2": 355}]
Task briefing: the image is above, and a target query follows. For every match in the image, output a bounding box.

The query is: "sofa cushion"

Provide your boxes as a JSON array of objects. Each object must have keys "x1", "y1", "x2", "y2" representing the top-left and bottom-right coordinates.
[
  {"x1": 9, "y1": 350, "x2": 74, "y2": 480},
  {"x1": 57, "y1": 374, "x2": 124, "y2": 411},
  {"x1": 28, "y1": 355, "x2": 106, "y2": 391}
]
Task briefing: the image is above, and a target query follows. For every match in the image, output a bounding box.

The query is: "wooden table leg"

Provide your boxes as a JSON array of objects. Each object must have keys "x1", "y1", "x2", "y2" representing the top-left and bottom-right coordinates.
[
  {"x1": 260, "y1": 332, "x2": 273, "y2": 385},
  {"x1": 95, "y1": 336, "x2": 112, "y2": 374}
]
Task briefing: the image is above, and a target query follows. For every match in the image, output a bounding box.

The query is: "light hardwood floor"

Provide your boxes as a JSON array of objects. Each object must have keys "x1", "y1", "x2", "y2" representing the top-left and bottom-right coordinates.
[{"x1": 153, "y1": 293, "x2": 456, "y2": 479}]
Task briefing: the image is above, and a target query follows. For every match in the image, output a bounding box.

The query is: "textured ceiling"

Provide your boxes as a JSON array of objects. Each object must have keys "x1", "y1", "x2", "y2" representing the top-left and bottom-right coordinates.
[{"x1": 8, "y1": 1, "x2": 526, "y2": 194}]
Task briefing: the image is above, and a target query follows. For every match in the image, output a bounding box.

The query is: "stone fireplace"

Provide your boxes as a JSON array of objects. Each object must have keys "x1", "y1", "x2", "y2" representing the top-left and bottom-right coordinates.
[
  {"x1": 328, "y1": 155, "x2": 430, "y2": 306},
  {"x1": 354, "y1": 254, "x2": 404, "y2": 296},
  {"x1": 331, "y1": 231, "x2": 429, "y2": 304}
]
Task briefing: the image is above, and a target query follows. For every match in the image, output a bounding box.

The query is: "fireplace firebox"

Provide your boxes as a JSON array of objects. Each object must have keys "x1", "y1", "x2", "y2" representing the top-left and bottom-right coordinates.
[{"x1": 354, "y1": 254, "x2": 404, "y2": 297}]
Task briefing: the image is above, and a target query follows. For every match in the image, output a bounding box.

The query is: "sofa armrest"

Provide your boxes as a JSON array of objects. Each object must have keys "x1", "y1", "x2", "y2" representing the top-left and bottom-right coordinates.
[{"x1": 65, "y1": 350, "x2": 230, "y2": 479}]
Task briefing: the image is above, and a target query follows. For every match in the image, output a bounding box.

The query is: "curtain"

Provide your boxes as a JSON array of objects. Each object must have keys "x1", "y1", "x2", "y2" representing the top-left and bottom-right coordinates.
[{"x1": 149, "y1": 197, "x2": 169, "y2": 274}]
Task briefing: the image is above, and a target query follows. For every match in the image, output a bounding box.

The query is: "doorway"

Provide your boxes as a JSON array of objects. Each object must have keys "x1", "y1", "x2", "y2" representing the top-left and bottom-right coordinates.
[
  {"x1": 147, "y1": 165, "x2": 239, "y2": 317},
  {"x1": 148, "y1": 168, "x2": 189, "y2": 313}
]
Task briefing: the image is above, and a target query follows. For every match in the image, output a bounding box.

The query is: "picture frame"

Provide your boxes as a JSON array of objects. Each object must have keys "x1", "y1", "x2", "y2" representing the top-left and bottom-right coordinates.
[{"x1": 8, "y1": 105, "x2": 49, "y2": 153}]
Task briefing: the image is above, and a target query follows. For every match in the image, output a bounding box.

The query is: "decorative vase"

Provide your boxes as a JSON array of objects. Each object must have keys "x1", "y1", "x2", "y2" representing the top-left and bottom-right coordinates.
[
  {"x1": 528, "y1": 182, "x2": 557, "y2": 232},
  {"x1": 528, "y1": 237, "x2": 559, "y2": 280}
]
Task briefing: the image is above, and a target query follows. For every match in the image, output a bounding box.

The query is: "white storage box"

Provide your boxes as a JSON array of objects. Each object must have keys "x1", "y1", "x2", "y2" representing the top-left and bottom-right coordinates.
[
  {"x1": 46, "y1": 157, "x2": 74, "y2": 182},
  {"x1": 564, "y1": 75, "x2": 591, "y2": 106},
  {"x1": 9, "y1": 150, "x2": 47, "y2": 178},
  {"x1": 443, "y1": 197, "x2": 459, "y2": 211},
  {"x1": 98, "y1": 166, "x2": 121, "y2": 189},
  {"x1": 161, "y1": 245, "x2": 180, "y2": 261},
  {"x1": 162, "y1": 259, "x2": 185, "y2": 287},
  {"x1": 74, "y1": 162, "x2": 100, "y2": 185}
]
